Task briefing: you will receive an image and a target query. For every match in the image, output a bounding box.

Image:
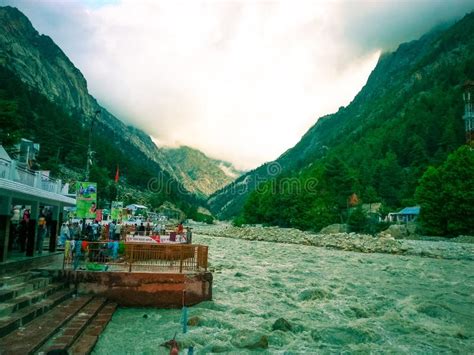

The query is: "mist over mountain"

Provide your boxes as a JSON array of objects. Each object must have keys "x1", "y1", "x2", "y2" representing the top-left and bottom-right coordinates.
[
  {"x1": 0, "y1": 5, "x2": 239, "y2": 202},
  {"x1": 4, "y1": 0, "x2": 472, "y2": 170}
]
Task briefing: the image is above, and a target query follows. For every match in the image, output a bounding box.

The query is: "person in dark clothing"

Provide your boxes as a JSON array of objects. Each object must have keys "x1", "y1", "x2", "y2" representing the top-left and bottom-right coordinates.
[
  {"x1": 44, "y1": 207, "x2": 53, "y2": 238},
  {"x1": 85, "y1": 223, "x2": 93, "y2": 240},
  {"x1": 186, "y1": 227, "x2": 192, "y2": 244},
  {"x1": 37, "y1": 221, "x2": 47, "y2": 254},
  {"x1": 18, "y1": 219, "x2": 28, "y2": 252}
]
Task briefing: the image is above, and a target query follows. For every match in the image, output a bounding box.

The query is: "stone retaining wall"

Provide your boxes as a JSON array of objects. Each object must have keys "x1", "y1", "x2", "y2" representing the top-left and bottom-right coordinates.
[{"x1": 46, "y1": 270, "x2": 213, "y2": 308}]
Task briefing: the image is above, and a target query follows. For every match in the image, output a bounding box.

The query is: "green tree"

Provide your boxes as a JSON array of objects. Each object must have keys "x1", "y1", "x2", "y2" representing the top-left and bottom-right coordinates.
[
  {"x1": 416, "y1": 146, "x2": 474, "y2": 235},
  {"x1": 347, "y1": 207, "x2": 368, "y2": 233},
  {"x1": 324, "y1": 156, "x2": 356, "y2": 221},
  {"x1": 441, "y1": 146, "x2": 474, "y2": 235},
  {"x1": 415, "y1": 167, "x2": 445, "y2": 235},
  {"x1": 375, "y1": 152, "x2": 403, "y2": 207}
]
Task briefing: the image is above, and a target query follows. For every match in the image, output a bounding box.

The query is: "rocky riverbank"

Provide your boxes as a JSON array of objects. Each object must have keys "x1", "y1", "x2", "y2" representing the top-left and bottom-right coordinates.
[{"x1": 191, "y1": 224, "x2": 474, "y2": 261}]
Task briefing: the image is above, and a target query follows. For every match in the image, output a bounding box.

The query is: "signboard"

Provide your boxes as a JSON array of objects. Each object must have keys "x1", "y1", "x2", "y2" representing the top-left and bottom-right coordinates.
[
  {"x1": 111, "y1": 201, "x2": 123, "y2": 221},
  {"x1": 126, "y1": 235, "x2": 161, "y2": 243},
  {"x1": 125, "y1": 234, "x2": 187, "y2": 244},
  {"x1": 76, "y1": 182, "x2": 97, "y2": 219}
]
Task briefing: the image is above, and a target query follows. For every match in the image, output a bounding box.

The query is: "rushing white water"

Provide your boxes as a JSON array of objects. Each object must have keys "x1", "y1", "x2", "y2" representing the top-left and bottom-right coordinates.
[{"x1": 94, "y1": 234, "x2": 474, "y2": 353}]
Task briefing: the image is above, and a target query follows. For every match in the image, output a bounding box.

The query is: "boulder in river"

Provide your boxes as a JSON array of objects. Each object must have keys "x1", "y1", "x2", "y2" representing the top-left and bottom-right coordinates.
[
  {"x1": 187, "y1": 316, "x2": 201, "y2": 326},
  {"x1": 382, "y1": 224, "x2": 412, "y2": 239},
  {"x1": 231, "y1": 331, "x2": 269, "y2": 349},
  {"x1": 311, "y1": 326, "x2": 377, "y2": 345},
  {"x1": 272, "y1": 318, "x2": 293, "y2": 332},
  {"x1": 319, "y1": 224, "x2": 347, "y2": 234}
]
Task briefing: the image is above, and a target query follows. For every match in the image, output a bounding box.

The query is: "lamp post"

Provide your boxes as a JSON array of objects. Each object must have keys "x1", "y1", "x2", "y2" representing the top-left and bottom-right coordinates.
[{"x1": 85, "y1": 110, "x2": 100, "y2": 181}]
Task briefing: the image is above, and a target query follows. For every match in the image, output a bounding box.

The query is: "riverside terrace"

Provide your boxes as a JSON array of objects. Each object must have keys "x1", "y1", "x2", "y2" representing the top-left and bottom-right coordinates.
[
  {"x1": 58, "y1": 241, "x2": 212, "y2": 307},
  {"x1": 0, "y1": 242, "x2": 212, "y2": 354}
]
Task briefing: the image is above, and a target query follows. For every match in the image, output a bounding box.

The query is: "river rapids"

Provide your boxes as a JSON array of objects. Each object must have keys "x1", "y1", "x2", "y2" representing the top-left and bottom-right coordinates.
[{"x1": 94, "y1": 234, "x2": 474, "y2": 353}]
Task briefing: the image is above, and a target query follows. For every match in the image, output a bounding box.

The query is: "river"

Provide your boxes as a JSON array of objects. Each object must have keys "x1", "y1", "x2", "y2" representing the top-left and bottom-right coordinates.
[{"x1": 93, "y1": 234, "x2": 474, "y2": 353}]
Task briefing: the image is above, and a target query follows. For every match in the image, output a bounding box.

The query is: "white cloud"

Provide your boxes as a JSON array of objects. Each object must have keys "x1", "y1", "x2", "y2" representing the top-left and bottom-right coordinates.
[{"x1": 3, "y1": 0, "x2": 473, "y2": 169}]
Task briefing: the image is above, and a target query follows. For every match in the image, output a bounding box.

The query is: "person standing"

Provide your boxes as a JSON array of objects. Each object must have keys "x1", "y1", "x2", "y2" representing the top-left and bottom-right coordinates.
[
  {"x1": 104, "y1": 223, "x2": 109, "y2": 240},
  {"x1": 138, "y1": 223, "x2": 145, "y2": 236},
  {"x1": 186, "y1": 227, "x2": 192, "y2": 244},
  {"x1": 10, "y1": 205, "x2": 21, "y2": 250},
  {"x1": 44, "y1": 207, "x2": 53, "y2": 238},
  {"x1": 109, "y1": 221, "x2": 116, "y2": 240},
  {"x1": 91, "y1": 220, "x2": 99, "y2": 241},
  {"x1": 177, "y1": 222, "x2": 184, "y2": 234},
  {"x1": 21, "y1": 208, "x2": 31, "y2": 253},
  {"x1": 22, "y1": 208, "x2": 30, "y2": 223},
  {"x1": 37, "y1": 214, "x2": 47, "y2": 254},
  {"x1": 59, "y1": 223, "x2": 70, "y2": 246},
  {"x1": 10, "y1": 206, "x2": 21, "y2": 225},
  {"x1": 114, "y1": 222, "x2": 122, "y2": 241},
  {"x1": 69, "y1": 222, "x2": 80, "y2": 241}
]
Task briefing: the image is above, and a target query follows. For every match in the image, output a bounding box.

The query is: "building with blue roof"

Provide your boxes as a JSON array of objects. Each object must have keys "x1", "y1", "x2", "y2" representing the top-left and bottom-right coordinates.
[{"x1": 387, "y1": 206, "x2": 420, "y2": 223}]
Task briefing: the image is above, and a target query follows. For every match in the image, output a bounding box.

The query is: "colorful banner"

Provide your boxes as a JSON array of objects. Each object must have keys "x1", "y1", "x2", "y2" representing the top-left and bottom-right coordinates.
[
  {"x1": 111, "y1": 201, "x2": 123, "y2": 221},
  {"x1": 76, "y1": 182, "x2": 97, "y2": 219}
]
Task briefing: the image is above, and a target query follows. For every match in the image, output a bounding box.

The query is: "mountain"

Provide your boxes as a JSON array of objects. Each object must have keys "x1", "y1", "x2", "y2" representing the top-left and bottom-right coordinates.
[
  {"x1": 209, "y1": 11, "x2": 474, "y2": 221},
  {"x1": 159, "y1": 146, "x2": 243, "y2": 198},
  {"x1": 0, "y1": 6, "x2": 238, "y2": 203}
]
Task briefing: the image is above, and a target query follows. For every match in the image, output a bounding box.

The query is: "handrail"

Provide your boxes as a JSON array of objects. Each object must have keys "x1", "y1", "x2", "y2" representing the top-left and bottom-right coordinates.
[
  {"x1": 0, "y1": 158, "x2": 63, "y2": 193},
  {"x1": 62, "y1": 240, "x2": 208, "y2": 273},
  {"x1": 0, "y1": 158, "x2": 10, "y2": 179}
]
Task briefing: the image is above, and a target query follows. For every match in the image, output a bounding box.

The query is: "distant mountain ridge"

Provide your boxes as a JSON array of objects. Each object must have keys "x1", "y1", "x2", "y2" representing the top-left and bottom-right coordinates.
[
  {"x1": 209, "y1": 11, "x2": 474, "y2": 219},
  {"x1": 0, "y1": 5, "x2": 238, "y2": 198},
  {"x1": 158, "y1": 145, "x2": 244, "y2": 197}
]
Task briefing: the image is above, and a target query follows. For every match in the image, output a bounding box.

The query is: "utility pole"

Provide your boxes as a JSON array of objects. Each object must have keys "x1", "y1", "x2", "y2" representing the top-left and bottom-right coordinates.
[
  {"x1": 463, "y1": 81, "x2": 474, "y2": 148},
  {"x1": 85, "y1": 110, "x2": 101, "y2": 181}
]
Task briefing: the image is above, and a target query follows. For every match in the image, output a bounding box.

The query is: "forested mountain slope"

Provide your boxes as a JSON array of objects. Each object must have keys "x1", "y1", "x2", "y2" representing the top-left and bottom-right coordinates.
[{"x1": 209, "y1": 11, "x2": 474, "y2": 222}]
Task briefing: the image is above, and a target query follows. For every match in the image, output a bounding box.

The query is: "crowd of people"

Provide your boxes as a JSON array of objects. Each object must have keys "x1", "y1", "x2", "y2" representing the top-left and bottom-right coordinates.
[
  {"x1": 9, "y1": 204, "x2": 194, "y2": 260},
  {"x1": 58, "y1": 220, "x2": 193, "y2": 245},
  {"x1": 58, "y1": 220, "x2": 193, "y2": 269}
]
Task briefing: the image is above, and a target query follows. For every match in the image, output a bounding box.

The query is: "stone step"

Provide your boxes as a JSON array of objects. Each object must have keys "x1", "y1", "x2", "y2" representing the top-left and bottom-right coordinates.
[
  {"x1": 0, "y1": 277, "x2": 53, "y2": 302},
  {"x1": 0, "y1": 288, "x2": 74, "y2": 338},
  {"x1": 0, "y1": 272, "x2": 38, "y2": 288},
  {"x1": 40, "y1": 297, "x2": 108, "y2": 354},
  {"x1": 0, "y1": 282, "x2": 66, "y2": 318},
  {"x1": 69, "y1": 302, "x2": 118, "y2": 355},
  {"x1": 0, "y1": 295, "x2": 92, "y2": 354}
]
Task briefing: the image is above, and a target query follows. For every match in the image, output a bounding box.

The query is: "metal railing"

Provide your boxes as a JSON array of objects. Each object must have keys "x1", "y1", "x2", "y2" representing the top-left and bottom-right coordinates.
[
  {"x1": 0, "y1": 158, "x2": 63, "y2": 193},
  {"x1": 0, "y1": 158, "x2": 9, "y2": 179},
  {"x1": 62, "y1": 241, "x2": 208, "y2": 273}
]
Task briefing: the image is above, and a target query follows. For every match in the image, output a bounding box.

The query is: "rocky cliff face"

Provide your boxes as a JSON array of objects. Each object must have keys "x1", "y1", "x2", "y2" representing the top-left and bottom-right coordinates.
[
  {"x1": 0, "y1": 7, "x2": 95, "y2": 118},
  {"x1": 0, "y1": 6, "x2": 239, "y2": 198}
]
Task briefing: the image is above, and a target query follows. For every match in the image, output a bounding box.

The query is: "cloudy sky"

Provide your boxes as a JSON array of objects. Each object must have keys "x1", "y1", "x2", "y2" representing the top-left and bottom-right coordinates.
[{"x1": 2, "y1": 0, "x2": 474, "y2": 169}]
